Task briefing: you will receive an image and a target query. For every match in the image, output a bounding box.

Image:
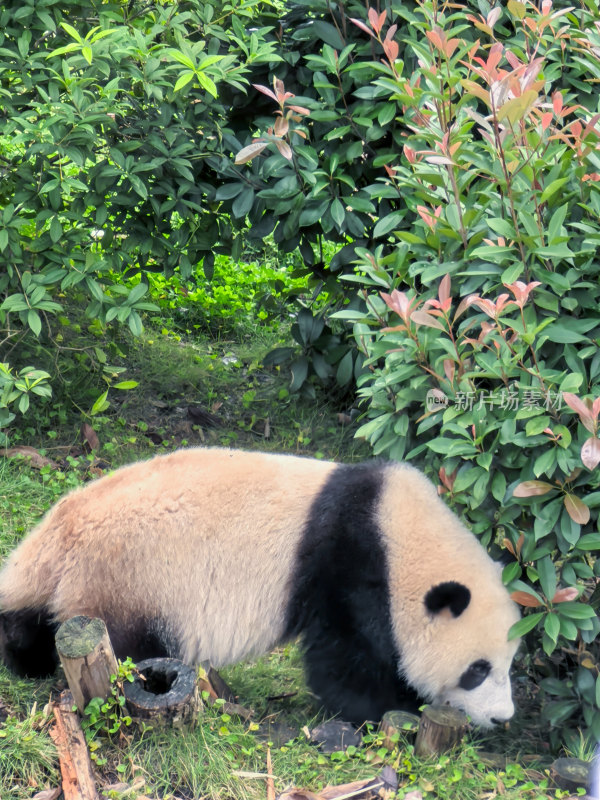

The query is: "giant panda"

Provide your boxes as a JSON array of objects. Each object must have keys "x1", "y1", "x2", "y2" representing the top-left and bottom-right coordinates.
[{"x1": 0, "y1": 448, "x2": 520, "y2": 727}]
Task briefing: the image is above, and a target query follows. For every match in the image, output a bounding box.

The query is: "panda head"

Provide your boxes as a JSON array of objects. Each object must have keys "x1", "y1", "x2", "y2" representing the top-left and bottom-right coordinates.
[
  {"x1": 379, "y1": 463, "x2": 521, "y2": 728},
  {"x1": 403, "y1": 579, "x2": 520, "y2": 729}
]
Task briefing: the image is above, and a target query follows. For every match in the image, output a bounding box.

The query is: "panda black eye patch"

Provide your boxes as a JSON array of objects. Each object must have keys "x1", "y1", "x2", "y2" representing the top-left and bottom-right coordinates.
[{"x1": 459, "y1": 659, "x2": 492, "y2": 690}]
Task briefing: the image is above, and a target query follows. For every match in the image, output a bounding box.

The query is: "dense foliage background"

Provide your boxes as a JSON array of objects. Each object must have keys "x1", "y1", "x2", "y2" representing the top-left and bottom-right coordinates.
[{"x1": 3, "y1": 0, "x2": 600, "y2": 754}]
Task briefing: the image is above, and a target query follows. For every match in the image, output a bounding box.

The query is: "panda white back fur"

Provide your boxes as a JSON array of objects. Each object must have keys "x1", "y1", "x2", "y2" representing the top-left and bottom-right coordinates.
[{"x1": 0, "y1": 448, "x2": 520, "y2": 727}]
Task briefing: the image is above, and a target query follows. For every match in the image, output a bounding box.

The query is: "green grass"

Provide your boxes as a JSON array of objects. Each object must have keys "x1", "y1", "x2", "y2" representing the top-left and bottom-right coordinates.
[
  {"x1": 0, "y1": 708, "x2": 58, "y2": 799},
  {"x1": 0, "y1": 646, "x2": 563, "y2": 800}
]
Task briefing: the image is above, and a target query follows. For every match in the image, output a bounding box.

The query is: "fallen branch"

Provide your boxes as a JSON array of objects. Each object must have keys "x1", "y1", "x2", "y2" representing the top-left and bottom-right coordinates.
[{"x1": 49, "y1": 690, "x2": 99, "y2": 800}]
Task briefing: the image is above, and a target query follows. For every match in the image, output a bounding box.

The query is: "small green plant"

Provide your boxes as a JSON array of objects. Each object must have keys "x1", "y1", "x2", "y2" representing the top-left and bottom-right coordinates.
[
  {"x1": 0, "y1": 363, "x2": 52, "y2": 444},
  {"x1": 264, "y1": 306, "x2": 363, "y2": 398},
  {"x1": 81, "y1": 657, "x2": 136, "y2": 752},
  {"x1": 146, "y1": 251, "x2": 310, "y2": 337}
]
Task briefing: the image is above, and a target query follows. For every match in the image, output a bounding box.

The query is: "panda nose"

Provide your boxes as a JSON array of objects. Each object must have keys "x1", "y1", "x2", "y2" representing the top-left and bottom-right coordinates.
[{"x1": 490, "y1": 717, "x2": 510, "y2": 726}]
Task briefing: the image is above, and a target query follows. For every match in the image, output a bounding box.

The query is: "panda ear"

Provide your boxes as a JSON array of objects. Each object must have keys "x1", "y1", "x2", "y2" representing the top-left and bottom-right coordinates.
[{"x1": 425, "y1": 581, "x2": 471, "y2": 618}]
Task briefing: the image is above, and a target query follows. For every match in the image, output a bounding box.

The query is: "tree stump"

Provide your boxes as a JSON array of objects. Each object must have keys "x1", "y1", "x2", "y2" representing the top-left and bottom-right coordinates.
[
  {"x1": 414, "y1": 705, "x2": 468, "y2": 757},
  {"x1": 549, "y1": 758, "x2": 591, "y2": 792},
  {"x1": 55, "y1": 616, "x2": 118, "y2": 714},
  {"x1": 123, "y1": 657, "x2": 198, "y2": 728},
  {"x1": 379, "y1": 710, "x2": 420, "y2": 749}
]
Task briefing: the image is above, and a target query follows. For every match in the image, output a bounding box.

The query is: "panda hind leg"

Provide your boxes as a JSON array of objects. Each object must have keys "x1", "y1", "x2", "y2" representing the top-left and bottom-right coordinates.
[{"x1": 0, "y1": 608, "x2": 59, "y2": 678}]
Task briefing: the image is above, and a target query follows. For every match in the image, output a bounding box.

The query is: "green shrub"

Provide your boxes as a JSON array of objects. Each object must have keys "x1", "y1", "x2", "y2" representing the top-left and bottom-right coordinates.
[
  {"x1": 0, "y1": 0, "x2": 280, "y2": 433},
  {"x1": 324, "y1": 0, "x2": 600, "y2": 748}
]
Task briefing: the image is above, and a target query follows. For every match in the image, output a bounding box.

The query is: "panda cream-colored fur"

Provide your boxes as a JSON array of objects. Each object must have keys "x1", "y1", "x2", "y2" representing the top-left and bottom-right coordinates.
[{"x1": 0, "y1": 448, "x2": 520, "y2": 727}]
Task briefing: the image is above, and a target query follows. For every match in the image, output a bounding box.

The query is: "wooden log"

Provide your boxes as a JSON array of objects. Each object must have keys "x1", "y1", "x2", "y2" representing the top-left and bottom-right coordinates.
[
  {"x1": 414, "y1": 705, "x2": 468, "y2": 757},
  {"x1": 55, "y1": 616, "x2": 118, "y2": 714},
  {"x1": 49, "y1": 690, "x2": 99, "y2": 800},
  {"x1": 549, "y1": 758, "x2": 591, "y2": 793},
  {"x1": 123, "y1": 657, "x2": 199, "y2": 728},
  {"x1": 379, "y1": 710, "x2": 420, "y2": 749}
]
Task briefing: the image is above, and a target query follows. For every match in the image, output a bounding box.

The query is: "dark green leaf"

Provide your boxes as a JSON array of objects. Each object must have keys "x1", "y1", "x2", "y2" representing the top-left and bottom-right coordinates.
[
  {"x1": 508, "y1": 612, "x2": 544, "y2": 639},
  {"x1": 290, "y1": 357, "x2": 309, "y2": 392}
]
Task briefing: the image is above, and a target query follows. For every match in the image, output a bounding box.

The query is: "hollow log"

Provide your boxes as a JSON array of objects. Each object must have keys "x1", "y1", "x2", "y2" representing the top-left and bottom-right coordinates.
[
  {"x1": 123, "y1": 657, "x2": 198, "y2": 728},
  {"x1": 414, "y1": 705, "x2": 468, "y2": 757},
  {"x1": 55, "y1": 616, "x2": 118, "y2": 714}
]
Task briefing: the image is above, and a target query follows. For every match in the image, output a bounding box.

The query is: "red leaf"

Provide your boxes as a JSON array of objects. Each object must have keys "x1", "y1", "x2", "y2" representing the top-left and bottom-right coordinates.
[
  {"x1": 274, "y1": 139, "x2": 293, "y2": 160},
  {"x1": 562, "y1": 392, "x2": 596, "y2": 431},
  {"x1": 471, "y1": 297, "x2": 498, "y2": 318},
  {"x1": 235, "y1": 141, "x2": 268, "y2": 164},
  {"x1": 552, "y1": 587, "x2": 579, "y2": 603},
  {"x1": 439, "y1": 273, "x2": 451, "y2": 305},
  {"x1": 581, "y1": 436, "x2": 600, "y2": 470},
  {"x1": 252, "y1": 83, "x2": 278, "y2": 103},
  {"x1": 564, "y1": 493, "x2": 591, "y2": 525},
  {"x1": 426, "y1": 28, "x2": 444, "y2": 52},
  {"x1": 383, "y1": 38, "x2": 399, "y2": 63},
  {"x1": 513, "y1": 480, "x2": 554, "y2": 497},
  {"x1": 487, "y1": 6, "x2": 502, "y2": 28},
  {"x1": 350, "y1": 17, "x2": 375, "y2": 38},
  {"x1": 385, "y1": 24, "x2": 398, "y2": 42},
  {"x1": 367, "y1": 7, "x2": 386, "y2": 33},
  {"x1": 503, "y1": 538, "x2": 516, "y2": 558},
  {"x1": 439, "y1": 466, "x2": 456, "y2": 491},
  {"x1": 274, "y1": 116, "x2": 289, "y2": 136},
  {"x1": 583, "y1": 112, "x2": 600, "y2": 140},
  {"x1": 553, "y1": 91, "x2": 563, "y2": 116},
  {"x1": 424, "y1": 155, "x2": 455, "y2": 166},
  {"x1": 443, "y1": 358, "x2": 455, "y2": 383},
  {"x1": 444, "y1": 38, "x2": 460, "y2": 59},
  {"x1": 410, "y1": 310, "x2": 445, "y2": 331},
  {"x1": 273, "y1": 77, "x2": 285, "y2": 97},
  {"x1": 287, "y1": 104, "x2": 310, "y2": 116},
  {"x1": 454, "y1": 294, "x2": 479, "y2": 321},
  {"x1": 511, "y1": 591, "x2": 543, "y2": 608}
]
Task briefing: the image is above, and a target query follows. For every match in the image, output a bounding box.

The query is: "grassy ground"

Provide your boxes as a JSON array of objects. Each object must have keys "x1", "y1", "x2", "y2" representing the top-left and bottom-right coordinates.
[{"x1": 0, "y1": 307, "x2": 571, "y2": 799}]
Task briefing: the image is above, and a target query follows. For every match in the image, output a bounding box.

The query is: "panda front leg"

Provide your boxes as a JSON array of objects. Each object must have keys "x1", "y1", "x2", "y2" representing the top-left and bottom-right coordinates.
[{"x1": 300, "y1": 619, "x2": 420, "y2": 724}]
